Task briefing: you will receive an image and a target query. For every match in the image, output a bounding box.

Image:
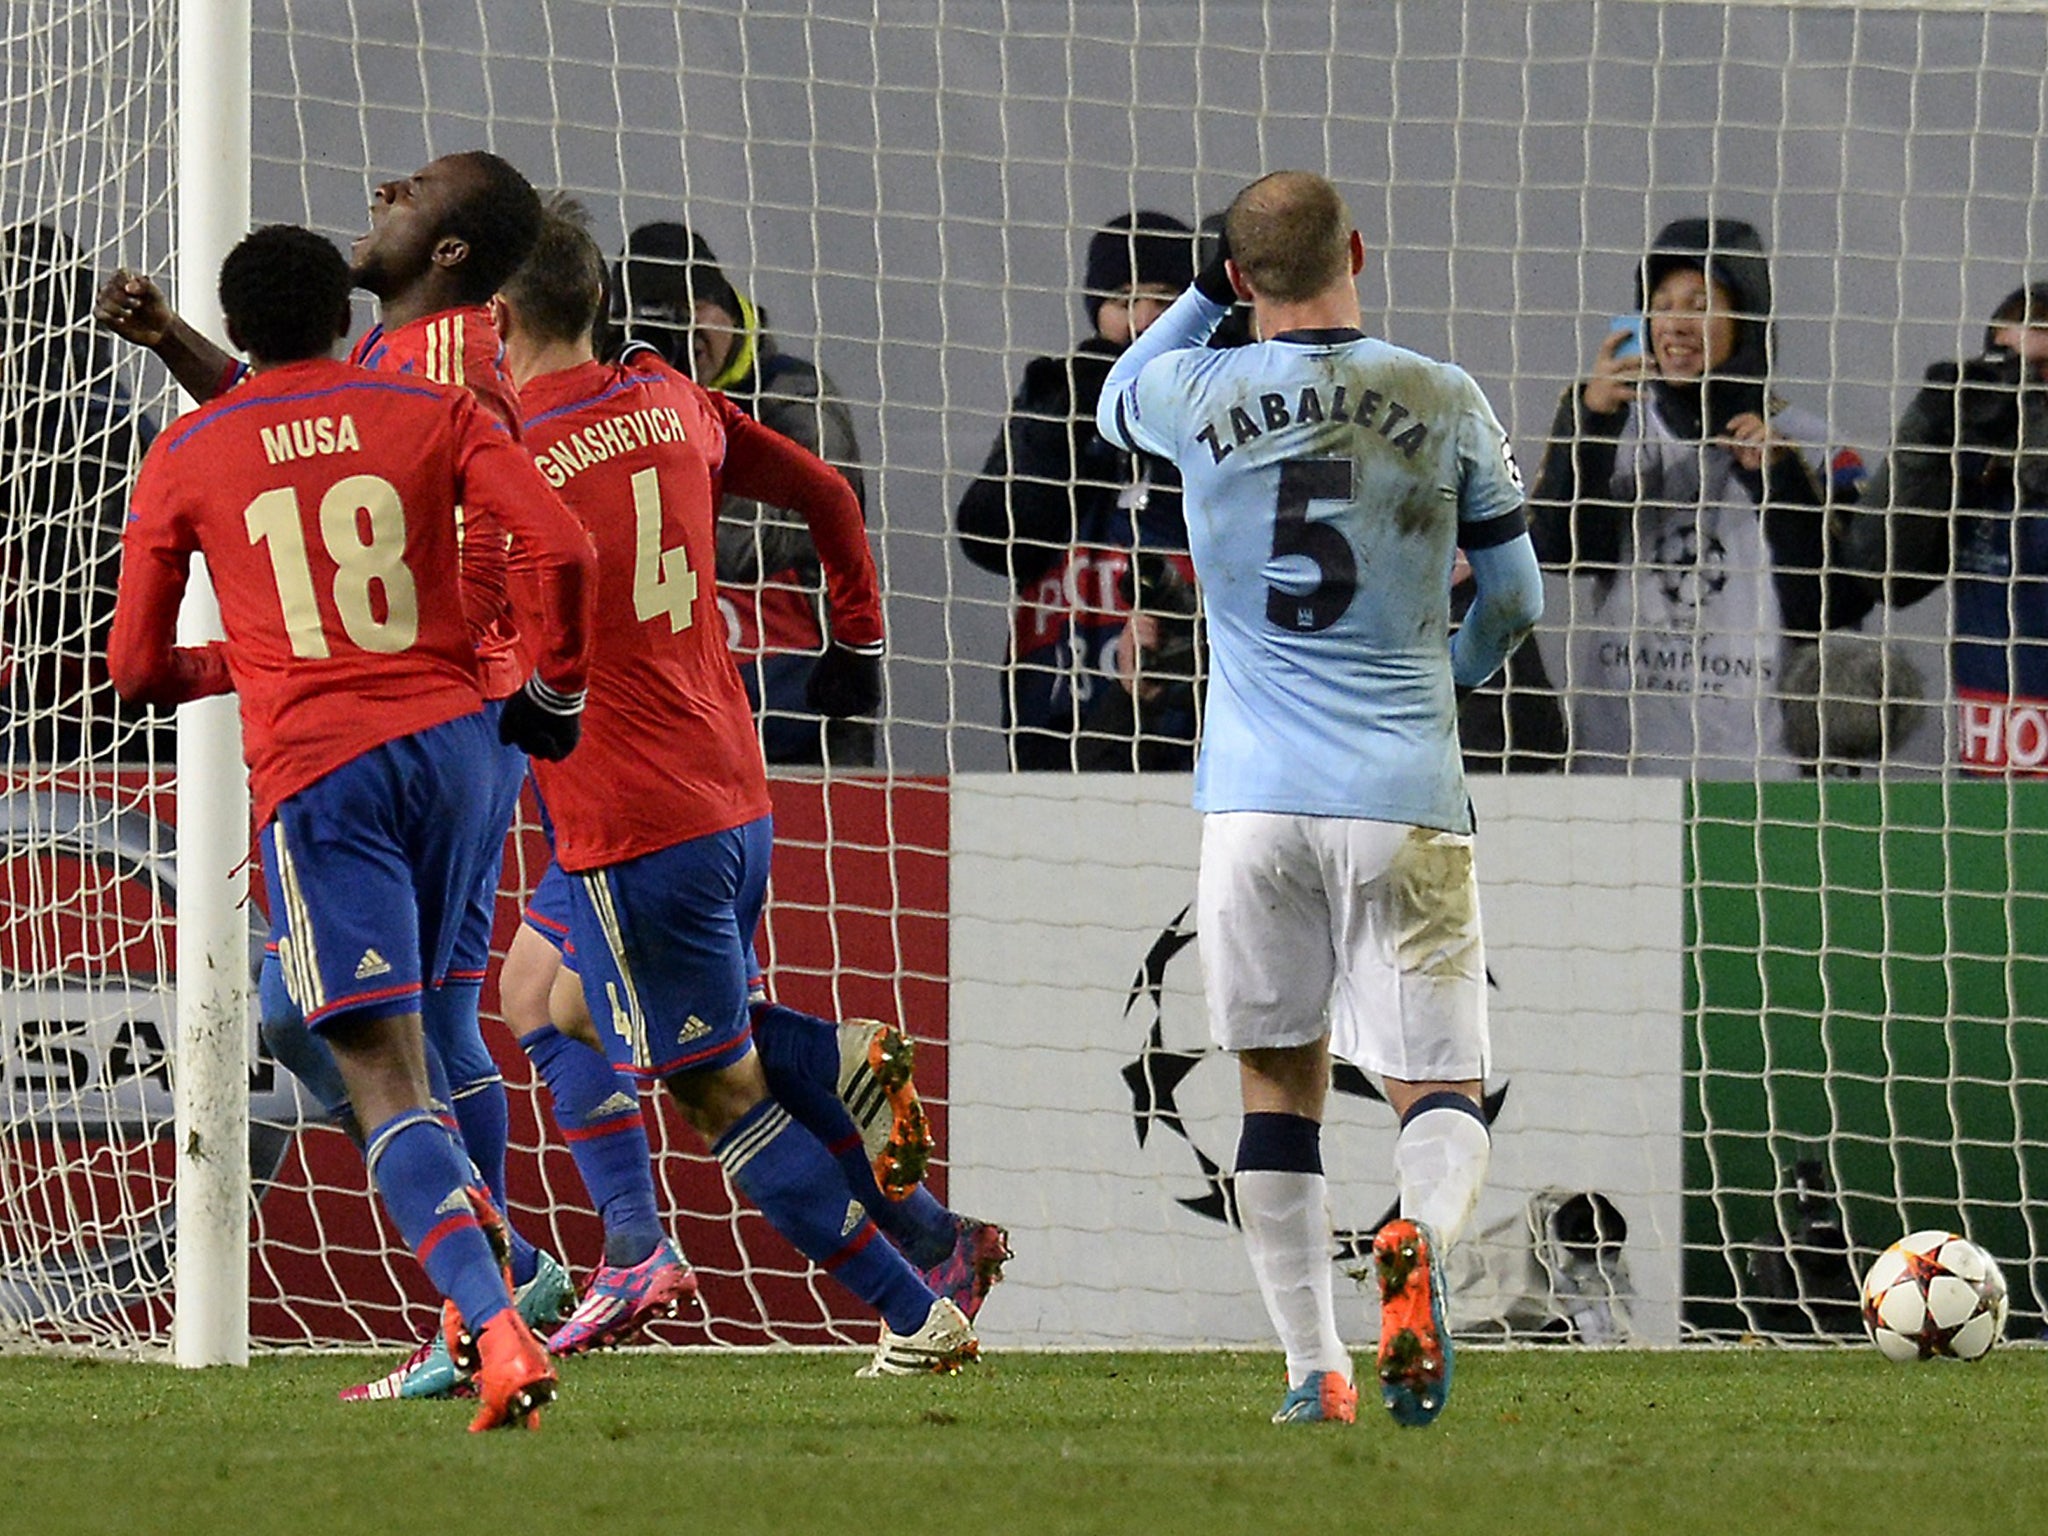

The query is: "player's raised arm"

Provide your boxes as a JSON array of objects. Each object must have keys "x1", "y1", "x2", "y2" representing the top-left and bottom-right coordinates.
[
  {"x1": 93, "y1": 269, "x2": 244, "y2": 403},
  {"x1": 719, "y1": 403, "x2": 886, "y2": 717},
  {"x1": 1096, "y1": 243, "x2": 1237, "y2": 457},
  {"x1": 105, "y1": 451, "x2": 232, "y2": 707},
  {"x1": 453, "y1": 401, "x2": 598, "y2": 757}
]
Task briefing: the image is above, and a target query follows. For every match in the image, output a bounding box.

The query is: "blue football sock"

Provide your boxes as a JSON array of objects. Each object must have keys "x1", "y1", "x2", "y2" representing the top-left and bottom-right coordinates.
[
  {"x1": 522, "y1": 1025, "x2": 663, "y2": 1268},
  {"x1": 449, "y1": 1076, "x2": 537, "y2": 1287},
  {"x1": 880, "y1": 1186, "x2": 960, "y2": 1269},
  {"x1": 423, "y1": 984, "x2": 507, "y2": 1197},
  {"x1": 364, "y1": 1109, "x2": 511, "y2": 1332},
  {"x1": 711, "y1": 1095, "x2": 936, "y2": 1335},
  {"x1": 424, "y1": 983, "x2": 538, "y2": 1287},
  {"x1": 258, "y1": 954, "x2": 355, "y2": 1134},
  {"x1": 750, "y1": 1002, "x2": 956, "y2": 1267},
  {"x1": 416, "y1": 1037, "x2": 535, "y2": 1289}
]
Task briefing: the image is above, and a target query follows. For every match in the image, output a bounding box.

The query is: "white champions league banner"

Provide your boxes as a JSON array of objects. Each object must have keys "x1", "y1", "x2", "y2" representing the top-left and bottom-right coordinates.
[{"x1": 946, "y1": 774, "x2": 1685, "y2": 1349}]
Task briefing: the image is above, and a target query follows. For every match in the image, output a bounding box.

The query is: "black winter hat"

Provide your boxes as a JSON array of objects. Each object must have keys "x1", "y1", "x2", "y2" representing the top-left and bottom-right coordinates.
[
  {"x1": 1986, "y1": 282, "x2": 2048, "y2": 351},
  {"x1": 1636, "y1": 216, "x2": 1774, "y2": 437},
  {"x1": 612, "y1": 222, "x2": 742, "y2": 327},
  {"x1": 1635, "y1": 216, "x2": 1773, "y2": 326},
  {"x1": 1083, "y1": 211, "x2": 1195, "y2": 328},
  {"x1": 2, "y1": 220, "x2": 102, "y2": 380}
]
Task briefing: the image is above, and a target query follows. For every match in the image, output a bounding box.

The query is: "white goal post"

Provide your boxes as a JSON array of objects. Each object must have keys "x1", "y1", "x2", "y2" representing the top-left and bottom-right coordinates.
[
  {"x1": 170, "y1": 0, "x2": 253, "y2": 1371},
  {"x1": 3, "y1": 0, "x2": 2046, "y2": 1361}
]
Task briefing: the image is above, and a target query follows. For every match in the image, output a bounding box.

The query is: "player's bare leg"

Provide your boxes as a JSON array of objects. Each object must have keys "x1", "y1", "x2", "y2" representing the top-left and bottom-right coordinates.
[
  {"x1": 1371, "y1": 1075, "x2": 1486, "y2": 1429},
  {"x1": 538, "y1": 944, "x2": 604, "y2": 1050},
  {"x1": 664, "y1": 1051, "x2": 977, "y2": 1375},
  {"x1": 1236, "y1": 1039, "x2": 1356, "y2": 1425}
]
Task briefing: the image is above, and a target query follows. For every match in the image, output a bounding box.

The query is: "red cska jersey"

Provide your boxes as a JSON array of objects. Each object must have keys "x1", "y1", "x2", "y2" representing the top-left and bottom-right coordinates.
[
  {"x1": 351, "y1": 305, "x2": 528, "y2": 699},
  {"x1": 349, "y1": 306, "x2": 522, "y2": 432},
  {"x1": 521, "y1": 350, "x2": 881, "y2": 872},
  {"x1": 109, "y1": 357, "x2": 595, "y2": 827}
]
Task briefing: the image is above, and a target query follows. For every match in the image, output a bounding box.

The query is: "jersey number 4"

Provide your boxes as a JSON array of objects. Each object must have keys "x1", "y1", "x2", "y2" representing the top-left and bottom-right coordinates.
[
  {"x1": 629, "y1": 465, "x2": 698, "y2": 632},
  {"x1": 244, "y1": 475, "x2": 418, "y2": 658},
  {"x1": 1266, "y1": 457, "x2": 1357, "y2": 633}
]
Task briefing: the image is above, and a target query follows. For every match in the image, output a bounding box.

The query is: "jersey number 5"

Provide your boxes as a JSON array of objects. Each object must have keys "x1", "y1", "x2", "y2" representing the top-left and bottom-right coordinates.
[
  {"x1": 1266, "y1": 457, "x2": 1357, "y2": 633},
  {"x1": 244, "y1": 475, "x2": 419, "y2": 658}
]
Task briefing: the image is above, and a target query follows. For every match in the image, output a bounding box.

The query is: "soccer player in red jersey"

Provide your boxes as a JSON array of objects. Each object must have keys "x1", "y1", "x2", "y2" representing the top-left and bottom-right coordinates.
[
  {"x1": 337, "y1": 159, "x2": 703, "y2": 1368},
  {"x1": 97, "y1": 156, "x2": 688, "y2": 1396},
  {"x1": 106, "y1": 225, "x2": 598, "y2": 1430},
  {"x1": 490, "y1": 199, "x2": 976, "y2": 1374}
]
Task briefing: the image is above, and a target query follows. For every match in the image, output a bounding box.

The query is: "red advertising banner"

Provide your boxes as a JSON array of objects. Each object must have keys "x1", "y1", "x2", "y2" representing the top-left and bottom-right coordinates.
[{"x1": 0, "y1": 769, "x2": 948, "y2": 1351}]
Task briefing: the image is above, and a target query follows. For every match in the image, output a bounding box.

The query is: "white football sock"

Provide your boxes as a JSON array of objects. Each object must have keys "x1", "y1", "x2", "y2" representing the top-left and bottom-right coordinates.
[
  {"x1": 1395, "y1": 1103, "x2": 1492, "y2": 1251},
  {"x1": 1234, "y1": 1169, "x2": 1352, "y2": 1388}
]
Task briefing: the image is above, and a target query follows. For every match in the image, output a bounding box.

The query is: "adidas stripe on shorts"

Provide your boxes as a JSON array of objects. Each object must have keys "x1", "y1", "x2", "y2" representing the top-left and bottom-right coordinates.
[
  {"x1": 260, "y1": 711, "x2": 501, "y2": 1031},
  {"x1": 563, "y1": 814, "x2": 773, "y2": 1080}
]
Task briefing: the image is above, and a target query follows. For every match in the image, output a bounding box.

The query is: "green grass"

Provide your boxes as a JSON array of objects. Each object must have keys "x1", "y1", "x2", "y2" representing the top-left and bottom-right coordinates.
[{"x1": 4, "y1": 1348, "x2": 2046, "y2": 1535}]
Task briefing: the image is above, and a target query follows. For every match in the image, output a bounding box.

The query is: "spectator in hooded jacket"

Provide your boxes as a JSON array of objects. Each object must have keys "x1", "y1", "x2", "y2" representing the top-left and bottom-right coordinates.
[
  {"x1": 2, "y1": 221, "x2": 161, "y2": 767},
  {"x1": 1844, "y1": 281, "x2": 2048, "y2": 775},
  {"x1": 611, "y1": 222, "x2": 875, "y2": 767},
  {"x1": 956, "y1": 211, "x2": 1201, "y2": 771},
  {"x1": 1528, "y1": 216, "x2": 1872, "y2": 777}
]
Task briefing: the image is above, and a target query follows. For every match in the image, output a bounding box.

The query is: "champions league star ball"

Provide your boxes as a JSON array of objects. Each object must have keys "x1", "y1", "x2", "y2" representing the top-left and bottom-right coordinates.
[{"x1": 1860, "y1": 1231, "x2": 2009, "y2": 1362}]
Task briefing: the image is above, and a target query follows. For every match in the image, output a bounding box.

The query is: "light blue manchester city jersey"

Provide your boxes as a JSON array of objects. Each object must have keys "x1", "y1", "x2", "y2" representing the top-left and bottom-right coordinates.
[{"x1": 1108, "y1": 318, "x2": 1524, "y2": 832}]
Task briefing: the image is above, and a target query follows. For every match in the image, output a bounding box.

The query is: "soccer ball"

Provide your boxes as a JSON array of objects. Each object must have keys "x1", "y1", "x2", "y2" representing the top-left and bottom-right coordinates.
[{"x1": 1860, "y1": 1230, "x2": 2009, "y2": 1362}]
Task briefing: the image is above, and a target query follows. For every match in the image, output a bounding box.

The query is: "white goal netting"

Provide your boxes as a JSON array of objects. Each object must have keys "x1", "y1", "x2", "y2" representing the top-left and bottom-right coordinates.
[{"x1": 4, "y1": 0, "x2": 2045, "y2": 1356}]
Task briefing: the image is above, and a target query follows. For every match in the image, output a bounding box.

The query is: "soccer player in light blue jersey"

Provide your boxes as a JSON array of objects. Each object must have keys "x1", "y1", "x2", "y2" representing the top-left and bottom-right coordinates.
[{"x1": 1099, "y1": 171, "x2": 1544, "y2": 1429}]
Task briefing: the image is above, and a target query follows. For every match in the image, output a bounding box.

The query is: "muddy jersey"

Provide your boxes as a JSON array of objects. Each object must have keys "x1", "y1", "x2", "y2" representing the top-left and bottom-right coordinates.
[{"x1": 1105, "y1": 296, "x2": 1523, "y2": 832}]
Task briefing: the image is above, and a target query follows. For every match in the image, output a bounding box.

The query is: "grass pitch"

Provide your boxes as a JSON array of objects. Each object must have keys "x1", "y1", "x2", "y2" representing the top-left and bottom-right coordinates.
[{"x1": 4, "y1": 1347, "x2": 2044, "y2": 1536}]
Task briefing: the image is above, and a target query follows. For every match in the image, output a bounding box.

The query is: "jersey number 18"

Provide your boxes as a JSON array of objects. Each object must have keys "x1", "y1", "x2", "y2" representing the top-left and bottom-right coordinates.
[{"x1": 244, "y1": 475, "x2": 419, "y2": 658}]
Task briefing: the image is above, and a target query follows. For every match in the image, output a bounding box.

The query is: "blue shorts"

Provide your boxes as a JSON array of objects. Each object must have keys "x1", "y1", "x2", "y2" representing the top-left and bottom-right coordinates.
[
  {"x1": 521, "y1": 858, "x2": 575, "y2": 962},
  {"x1": 446, "y1": 699, "x2": 529, "y2": 985},
  {"x1": 261, "y1": 710, "x2": 499, "y2": 1032},
  {"x1": 565, "y1": 815, "x2": 772, "y2": 1079}
]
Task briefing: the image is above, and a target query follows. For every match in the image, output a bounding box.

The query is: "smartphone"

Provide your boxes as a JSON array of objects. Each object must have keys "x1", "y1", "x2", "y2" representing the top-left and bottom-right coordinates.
[{"x1": 1610, "y1": 313, "x2": 1645, "y2": 360}]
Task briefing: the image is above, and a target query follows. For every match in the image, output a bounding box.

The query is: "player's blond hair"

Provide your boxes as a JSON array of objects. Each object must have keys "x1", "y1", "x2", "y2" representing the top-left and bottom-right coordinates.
[
  {"x1": 500, "y1": 193, "x2": 605, "y2": 344},
  {"x1": 1223, "y1": 171, "x2": 1351, "y2": 305}
]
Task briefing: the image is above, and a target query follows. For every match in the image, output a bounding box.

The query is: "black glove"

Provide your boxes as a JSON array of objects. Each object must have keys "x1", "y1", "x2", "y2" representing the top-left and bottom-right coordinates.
[
  {"x1": 1193, "y1": 221, "x2": 1235, "y2": 306},
  {"x1": 498, "y1": 674, "x2": 585, "y2": 761},
  {"x1": 805, "y1": 641, "x2": 884, "y2": 718}
]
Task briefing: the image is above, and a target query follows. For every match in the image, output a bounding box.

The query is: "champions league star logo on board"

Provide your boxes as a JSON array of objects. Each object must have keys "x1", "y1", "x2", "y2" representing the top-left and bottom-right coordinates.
[{"x1": 1118, "y1": 906, "x2": 1508, "y2": 1266}]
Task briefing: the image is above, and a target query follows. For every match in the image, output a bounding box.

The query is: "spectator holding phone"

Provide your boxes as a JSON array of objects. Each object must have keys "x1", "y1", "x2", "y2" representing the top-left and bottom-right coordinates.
[{"x1": 1528, "y1": 216, "x2": 1872, "y2": 776}]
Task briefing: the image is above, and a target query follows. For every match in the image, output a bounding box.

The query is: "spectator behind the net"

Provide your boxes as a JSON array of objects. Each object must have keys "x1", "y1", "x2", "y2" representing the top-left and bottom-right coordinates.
[
  {"x1": 1529, "y1": 216, "x2": 1872, "y2": 778},
  {"x1": 956, "y1": 210, "x2": 1201, "y2": 771},
  {"x1": 610, "y1": 221, "x2": 875, "y2": 767},
  {"x1": 1843, "y1": 281, "x2": 2048, "y2": 776},
  {"x1": 1, "y1": 221, "x2": 162, "y2": 767}
]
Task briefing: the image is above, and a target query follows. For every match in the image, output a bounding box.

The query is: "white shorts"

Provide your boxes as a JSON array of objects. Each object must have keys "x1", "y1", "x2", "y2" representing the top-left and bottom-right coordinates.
[{"x1": 1195, "y1": 811, "x2": 1488, "y2": 1082}]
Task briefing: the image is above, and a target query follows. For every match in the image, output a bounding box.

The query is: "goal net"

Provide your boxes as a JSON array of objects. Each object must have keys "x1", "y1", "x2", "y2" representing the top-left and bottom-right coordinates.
[{"x1": 3, "y1": 0, "x2": 2044, "y2": 1357}]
